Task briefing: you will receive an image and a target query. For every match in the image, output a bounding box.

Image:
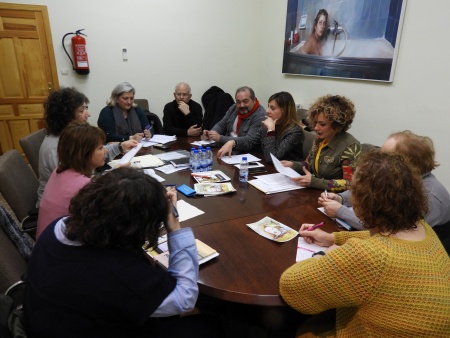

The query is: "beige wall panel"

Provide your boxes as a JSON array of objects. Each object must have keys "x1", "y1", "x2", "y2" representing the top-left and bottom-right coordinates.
[{"x1": 0, "y1": 38, "x2": 23, "y2": 97}]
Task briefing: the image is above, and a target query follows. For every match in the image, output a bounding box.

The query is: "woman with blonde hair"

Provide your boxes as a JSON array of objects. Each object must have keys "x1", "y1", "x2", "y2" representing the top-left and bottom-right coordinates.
[
  {"x1": 283, "y1": 94, "x2": 361, "y2": 192},
  {"x1": 217, "y1": 91, "x2": 304, "y2": 162},
  {"x1": 98, "y1": 82, "x2": 153, "y2": 142}
]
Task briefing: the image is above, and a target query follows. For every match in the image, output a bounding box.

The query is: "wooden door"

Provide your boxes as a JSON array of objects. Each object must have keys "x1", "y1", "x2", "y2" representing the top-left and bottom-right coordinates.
[{"x1": 0, "y1": 3, "x2": 59, "y2": 155}]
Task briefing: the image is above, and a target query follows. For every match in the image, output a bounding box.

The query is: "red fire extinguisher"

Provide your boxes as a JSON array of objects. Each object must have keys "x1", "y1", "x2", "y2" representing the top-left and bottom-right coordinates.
[{"x1": 62, "y1": 29, "x2": 90, "y2": 75}]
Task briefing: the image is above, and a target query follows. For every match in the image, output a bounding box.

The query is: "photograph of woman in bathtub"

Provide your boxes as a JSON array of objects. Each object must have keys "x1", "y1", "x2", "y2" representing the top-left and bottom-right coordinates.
[{"x1": 283, "y1": 0, "x2": 406, "y2": 82}]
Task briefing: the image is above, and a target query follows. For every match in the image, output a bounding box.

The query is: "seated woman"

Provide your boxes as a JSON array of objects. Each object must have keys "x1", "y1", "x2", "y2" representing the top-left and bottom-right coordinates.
[
  {"x1": 98, "y1": 82, "x2": 153, "y2": 142},
  {"x1": 280, "y1": 150, "x2": 450, "y2": 337},
  {"x1": 217, "y1": 91, "x2": 304, "y2": 162},
  {"x1": 282, "y1": 94, "x2": 361, "y2": 192},
  {"x1": 36, "y1": 123, "x2": 108, "y2": 238},
  {"x1": 299, "y1": 9, "x2": 329, "y2": 55},
  {"x1": 37, "y1": 87, "x2": 136, "y2": 206},
  {"x1": 25, "y1": 168, "x2": 210, "y2": 337},
  {"x1": 320, "y1": 130, "x2": 450, "y2": 231}
]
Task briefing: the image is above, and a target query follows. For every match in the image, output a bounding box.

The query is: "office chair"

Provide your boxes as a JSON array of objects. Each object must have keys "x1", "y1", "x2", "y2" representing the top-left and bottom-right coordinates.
[
  {"x1": 19, "y1": 128, "x2": 46, "y2": 177},
  {"x1": 302, "y1": 130, "x2": 316, "y2": 160},
  {"x1": 0, "y1": 150, "x2": 38, "y2": 237},
  {"x1": 145, "y1": 112, "x2": 164, "y2": 135},
  {"x1": 134, "y1": 98, "x2": 150, "y2": 112}
]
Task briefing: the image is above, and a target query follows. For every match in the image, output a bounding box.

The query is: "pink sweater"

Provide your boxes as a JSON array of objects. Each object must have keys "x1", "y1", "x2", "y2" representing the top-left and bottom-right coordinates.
[{"x1": 37, "y1": 169, "x2": 90, "y2": 239}]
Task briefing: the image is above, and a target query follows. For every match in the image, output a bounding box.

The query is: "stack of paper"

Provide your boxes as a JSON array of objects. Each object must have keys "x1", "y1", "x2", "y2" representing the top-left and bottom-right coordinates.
[{"x1": 141, "y1": 134, "x2": 177, "y2": 147}]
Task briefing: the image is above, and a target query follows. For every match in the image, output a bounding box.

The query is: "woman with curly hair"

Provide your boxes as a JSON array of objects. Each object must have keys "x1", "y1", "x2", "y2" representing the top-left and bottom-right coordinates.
[
  {"x1": 280, "y1": 150, "x2": 450, "y2": 337},
  {"x1": 282, "y1": 94, "x2": 361, "y2": 192},
  {"x1": 26, "y1": 167, "x2": 217, "y2": 337},
  {"x1": 217, "y1": 91, "x2": 304, "y2": 162},
  {"x1": 319, "y1": 130, "x2": 450, "y2": 232},
  {"x1": 37, "y1": 87, "x2": 137, "y2": 206}
]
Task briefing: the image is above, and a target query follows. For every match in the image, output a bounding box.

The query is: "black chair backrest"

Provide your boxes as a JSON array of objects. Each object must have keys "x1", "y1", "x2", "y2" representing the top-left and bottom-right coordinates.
[
  {"x1": 145, "y1": 111, "x2": 164, "y2": 135},
  {"x1": 201, "y1": 86, "x2": 235, "y2": 131}
]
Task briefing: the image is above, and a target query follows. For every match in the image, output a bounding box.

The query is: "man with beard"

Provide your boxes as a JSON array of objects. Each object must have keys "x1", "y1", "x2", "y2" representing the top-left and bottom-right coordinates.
[{"x1": 202, "y1": 86, "x2": 266, "y2": 146}]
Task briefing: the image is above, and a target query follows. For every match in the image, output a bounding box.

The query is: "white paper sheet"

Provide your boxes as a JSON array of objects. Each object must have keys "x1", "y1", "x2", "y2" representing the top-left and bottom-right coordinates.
[
  {"x1": 119, "y1": 143, "x2": 143, "y2": 164},
  {"x1": 176, "y1": 200, "x2": 205, "y2": 222},
  {"x1": 219, "y1": 153, "x2": 261, "y2": 164},
  {"x1": 296, "y1": 237, "x2": 325, "y2": 261},
  {"x1": 270, "y1": 153, "x2": 301, "y2": 178}
]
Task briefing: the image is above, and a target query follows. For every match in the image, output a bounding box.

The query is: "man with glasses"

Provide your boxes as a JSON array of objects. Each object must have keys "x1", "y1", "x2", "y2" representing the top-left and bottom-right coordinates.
[
  {"x1": 162, "y1": 82, "x2": 203, "y2": 136},
  {"x1": 202, "y1": 86, "x2": 266, "y2": 146}
]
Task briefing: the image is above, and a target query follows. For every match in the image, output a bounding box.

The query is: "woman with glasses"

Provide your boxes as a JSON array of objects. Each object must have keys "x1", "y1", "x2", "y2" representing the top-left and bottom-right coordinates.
[
  {"x1": 98, "y1": 82, "x2": 153, "y2": 142},
  {"x1": 282, "y1": 94, "x2": 361, "y2": 193}
]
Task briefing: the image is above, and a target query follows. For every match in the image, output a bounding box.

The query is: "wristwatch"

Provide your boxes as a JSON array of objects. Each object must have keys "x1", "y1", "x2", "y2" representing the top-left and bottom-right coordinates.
[
  {"x1": 118, "y1": 142, "x2": 123, "y2": 153},
  {"x1": 311, "y1": 251, "x2": 326, "y2": 257}
]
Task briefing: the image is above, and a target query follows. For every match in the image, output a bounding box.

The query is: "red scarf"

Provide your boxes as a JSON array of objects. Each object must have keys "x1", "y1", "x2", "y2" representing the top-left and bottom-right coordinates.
[{"x1": 236, "y1": 98, "x2": 260, "y2": 134}]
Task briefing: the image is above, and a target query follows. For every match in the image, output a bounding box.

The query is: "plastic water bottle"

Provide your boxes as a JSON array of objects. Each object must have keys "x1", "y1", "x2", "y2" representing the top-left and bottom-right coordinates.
[
  {"x1": 194, "y1": 150, "x2": 202, "y2": 173},
  {"x1": 191, "y1": 149, "x2": 199, "y2": 173},
  {"x1": 189, "y1": 147, "x2": 195, "y2": 172},
  {"x1": 200, "y1": 149, "x2": 208, "y2": 172},
  {"x1": 206, "y1": 147, "x2": 213, "y2": 171},
  {"x1": 239, "y1": 157, "x2": 249, "y2": 182}
]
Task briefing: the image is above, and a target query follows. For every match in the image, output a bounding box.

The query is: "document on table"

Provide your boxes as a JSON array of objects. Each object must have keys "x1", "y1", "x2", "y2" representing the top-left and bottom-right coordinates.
[
  {"x1": 296, "y1": 237, "x2": 325, "y2": 261},
  {"x1": 119, "y1": 143, "x2": 143, "y2": 164},
  {"x1": 248, "y1": 173, "x2": 304, "y2": 194},
  {"x1": 143, "y1": 169, "x2": 165, "y2": 182},
  {"x1": 141, "y1": 134, "x2": 177, "y2": 146},
  {"x1": 270, "y1": 153, "x2": 301, "y2": 178},
  {"x1": 155, "y1": 164, "x2": 189, "y2": 174},
  {"x1": 220, "y1": 153, "x2": 261, "y2": 164},
  {"x1": 176, "y1": 200, "x2": 205, "y2": 222}
]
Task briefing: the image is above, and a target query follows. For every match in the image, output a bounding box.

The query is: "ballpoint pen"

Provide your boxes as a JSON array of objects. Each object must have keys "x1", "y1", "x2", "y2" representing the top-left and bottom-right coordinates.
[
  {"x1": 307, "y1": 221, "x2": 325, "y2": 231},
  {"x1": 324, "y1": 190, "x2": 328, "y2": 198}
]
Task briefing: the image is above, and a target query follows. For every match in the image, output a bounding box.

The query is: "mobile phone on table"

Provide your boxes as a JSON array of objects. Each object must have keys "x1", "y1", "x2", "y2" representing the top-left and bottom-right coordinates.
[{"x1": 249, "y1": 167, "x2": 267, "y2": 174}]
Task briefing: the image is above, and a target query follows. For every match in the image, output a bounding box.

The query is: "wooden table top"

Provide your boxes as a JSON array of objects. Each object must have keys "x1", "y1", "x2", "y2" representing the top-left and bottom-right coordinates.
[{"x1": 143, "y1": 137, "x2": 342, "y2": 306}]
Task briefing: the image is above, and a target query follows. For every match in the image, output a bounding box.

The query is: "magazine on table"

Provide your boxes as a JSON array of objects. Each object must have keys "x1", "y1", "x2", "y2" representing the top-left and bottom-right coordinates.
[
  {"x1": 191, "y1": 170, "x2": 231, "y2": 184},
  {"x1": 193, "y1": 182, "x2": 236, "y2": 196},
  {"x1": 246, "y1": 216, "x2": 298, "y2": 242}
]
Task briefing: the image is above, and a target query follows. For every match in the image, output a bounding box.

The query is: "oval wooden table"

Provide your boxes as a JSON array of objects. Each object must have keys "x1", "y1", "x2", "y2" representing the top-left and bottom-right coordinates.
[{"x1": 141, "y1": 137, "x2": 343, "y2": 306}]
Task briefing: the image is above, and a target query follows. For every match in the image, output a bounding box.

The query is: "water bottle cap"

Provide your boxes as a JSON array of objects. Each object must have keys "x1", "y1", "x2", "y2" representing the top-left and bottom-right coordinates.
[
  {"x1": 206, "y1": 147, "x2": 211, "y2": 150},
  {"x1": 242, "y1": 157, "x2": 247, "y2": 161},
  {"x1": 194, "y1": 149, "x2": 198, "y2": 153},
  {"x1": 191, "y1": 148, "x2": 195, "y2": 151}
]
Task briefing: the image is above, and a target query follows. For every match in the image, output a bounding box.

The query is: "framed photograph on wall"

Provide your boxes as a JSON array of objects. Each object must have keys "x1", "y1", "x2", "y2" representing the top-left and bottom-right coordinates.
[{"x1": 282, "y1": 0, "x2": 407, "y2": 82}]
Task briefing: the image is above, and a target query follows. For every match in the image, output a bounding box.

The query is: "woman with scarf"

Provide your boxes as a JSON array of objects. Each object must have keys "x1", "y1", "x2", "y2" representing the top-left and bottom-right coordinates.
[
  {"x1": 217, "y1": 91, "x2": 304, "y2": 163},
  {"x1": 98, "y1": 82, "x2": 153, "y2": 142}
]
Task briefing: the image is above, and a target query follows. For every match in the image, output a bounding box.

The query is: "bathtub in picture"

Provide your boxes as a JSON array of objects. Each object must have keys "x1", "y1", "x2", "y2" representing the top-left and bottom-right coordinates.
[{"x1": 283, "y1": 38, "x2": 396, "y2": 81}]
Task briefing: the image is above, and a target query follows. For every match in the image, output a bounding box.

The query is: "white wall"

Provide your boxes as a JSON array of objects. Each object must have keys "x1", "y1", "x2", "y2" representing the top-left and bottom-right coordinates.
[
  {"x1": 6, "y1": 0, "x2": 450, "y2": 190},
  {"x1": 258, "y1": 0, "x2": 450, "y2": 190}
]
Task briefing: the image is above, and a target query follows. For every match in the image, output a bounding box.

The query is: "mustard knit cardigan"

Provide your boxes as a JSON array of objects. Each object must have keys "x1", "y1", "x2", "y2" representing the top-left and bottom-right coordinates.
[{"x1": 280, "y1": 221, "x2": 450, "y2": 337}]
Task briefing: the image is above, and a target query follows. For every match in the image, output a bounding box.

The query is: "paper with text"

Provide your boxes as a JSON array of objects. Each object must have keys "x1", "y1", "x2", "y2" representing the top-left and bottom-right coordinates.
[{"x1": 270, "y1": 153, "x2": 301, "y2": 178}]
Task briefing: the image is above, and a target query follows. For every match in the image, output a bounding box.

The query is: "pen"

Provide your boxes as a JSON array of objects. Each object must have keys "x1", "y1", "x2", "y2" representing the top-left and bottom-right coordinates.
[
  {"x1": 324, "y1": 190, "x2": 328, "y2": 198},
  {"x1": 171, "y1": 203, "x2": 179, "y2": 218},
  {"x1": 307, "y1": 222, "x2": 325, "y2": 231}
]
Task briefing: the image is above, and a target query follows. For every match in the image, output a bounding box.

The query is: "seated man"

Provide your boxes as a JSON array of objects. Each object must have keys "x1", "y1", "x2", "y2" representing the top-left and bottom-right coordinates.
[
  {"x1": 162, "y1": 82, "x2": 203, "y2": 136},
  {"x1": 202, "y1": 86, "x2": 266, "y2": 146}
]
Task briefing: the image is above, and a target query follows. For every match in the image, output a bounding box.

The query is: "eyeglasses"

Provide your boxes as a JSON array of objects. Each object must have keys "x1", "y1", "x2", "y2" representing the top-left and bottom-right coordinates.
[{"x1": 175, "y1": 92, "x2": 190, "y2": 97}]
